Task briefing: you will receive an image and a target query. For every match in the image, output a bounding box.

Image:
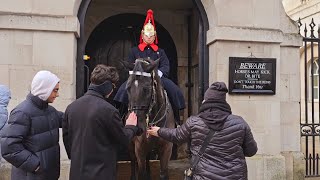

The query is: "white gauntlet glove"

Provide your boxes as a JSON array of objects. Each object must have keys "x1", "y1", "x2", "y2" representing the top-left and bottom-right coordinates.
[{"x1": 157, "y1": 70, "x2": 163, "y2": 78}]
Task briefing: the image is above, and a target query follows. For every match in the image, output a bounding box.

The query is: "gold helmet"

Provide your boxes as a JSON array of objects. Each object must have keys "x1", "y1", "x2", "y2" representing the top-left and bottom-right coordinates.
[
  {"x1": 143, "y1": 20, "x2": 156, "y2": 37},
  {"x1": 140, "y1": 9, "x2": 158, "y2": 44}
]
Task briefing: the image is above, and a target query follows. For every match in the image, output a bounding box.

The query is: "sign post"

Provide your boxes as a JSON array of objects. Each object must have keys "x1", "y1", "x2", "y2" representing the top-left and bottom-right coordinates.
[{"x1": 228, "y1": 57, "x2": 276, "y2": 94}]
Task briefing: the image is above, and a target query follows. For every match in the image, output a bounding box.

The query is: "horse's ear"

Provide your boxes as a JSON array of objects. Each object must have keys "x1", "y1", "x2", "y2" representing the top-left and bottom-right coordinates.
[
  {"x1": 145, "y1": 58, "x2": 160, "y2": 73},
  {"x1": 119, "y1": 60, "x2": 135, "y2": 70}
]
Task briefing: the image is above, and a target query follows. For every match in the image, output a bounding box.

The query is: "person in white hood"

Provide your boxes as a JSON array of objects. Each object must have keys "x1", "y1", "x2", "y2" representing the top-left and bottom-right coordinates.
[
  {"x1": 1, "y1": 70, "x2": 63, "y2": 180},
  {"x1": 31, "y1": 70, "x2": 60, "y2": 103}
]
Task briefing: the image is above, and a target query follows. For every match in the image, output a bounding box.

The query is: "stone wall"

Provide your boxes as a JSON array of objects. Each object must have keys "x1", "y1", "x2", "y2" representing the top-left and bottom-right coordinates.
[
  {"x1": 0, "y1": 0, "x2": 305, "y2": 179},
  {"x1": 203, "y1": 0, "x2": 304, "y2": 179}
]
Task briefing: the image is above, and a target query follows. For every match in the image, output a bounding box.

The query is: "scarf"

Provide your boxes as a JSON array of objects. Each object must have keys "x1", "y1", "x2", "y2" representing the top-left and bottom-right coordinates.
[
  {"x1": 88, "y1": 80, "x2": 113, "y2": 97},
  {"x1": 199, "y1": 99, "x2": 232, "y2": 130}
]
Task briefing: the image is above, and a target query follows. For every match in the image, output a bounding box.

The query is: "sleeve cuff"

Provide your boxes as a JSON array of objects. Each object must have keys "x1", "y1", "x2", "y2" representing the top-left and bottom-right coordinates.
[{"x1": 125, "y1": 125, "x2": 139, "y2": 134}]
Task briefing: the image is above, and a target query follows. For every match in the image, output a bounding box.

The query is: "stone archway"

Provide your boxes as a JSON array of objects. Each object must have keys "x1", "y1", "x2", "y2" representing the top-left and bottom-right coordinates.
[
  {"x1": 75, "y1": 0, "x2": 210, "y2": 111},
  {"x1": 84, "y1": 13, "x2": 178, "y2": 102}
]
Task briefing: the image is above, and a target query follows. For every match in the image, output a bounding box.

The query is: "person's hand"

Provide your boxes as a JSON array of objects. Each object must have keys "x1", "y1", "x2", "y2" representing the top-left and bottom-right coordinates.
[
  {"x1": 147, "y1": 126, "x2": 160, "y2": 137},
  {"x1": 125, "y1": 112, "x2": 137, "y2": 126}
]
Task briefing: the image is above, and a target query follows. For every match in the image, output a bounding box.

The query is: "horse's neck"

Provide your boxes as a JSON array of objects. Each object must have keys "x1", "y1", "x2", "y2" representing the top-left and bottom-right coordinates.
[
  {"x1": 156, "y1": 89, "x2": 165, "y2": 106},
  {"x1": 152, "y1": 80, "x2": 166, "y2": 113}
]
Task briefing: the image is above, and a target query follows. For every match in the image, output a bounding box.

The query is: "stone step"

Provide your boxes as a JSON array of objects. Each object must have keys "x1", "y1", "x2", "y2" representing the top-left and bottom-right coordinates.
[
  {"x1": 0, "y1": 159, "x2": 190, "y2": 180},
  {"x1": 117, "y1": 159, "x2": 189, "y2": 180}
]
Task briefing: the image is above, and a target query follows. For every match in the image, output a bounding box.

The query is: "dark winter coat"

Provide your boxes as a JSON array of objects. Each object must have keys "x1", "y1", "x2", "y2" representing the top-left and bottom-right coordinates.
[
  {"x1": 114, "y1": 46, "x2": 185, "y2": 110},
  {"x1": 158, "y1": 100, "x2": 258, "y2": 180},
  {"x1": 128, "y1": 46, "x2": 170, "y2": 77},
  {"x1": 62, "y1": 90, "x2": 138, "y2": 180},
  {"x1": 1, "y1": 93, "x2": 63, "y2": 180}
]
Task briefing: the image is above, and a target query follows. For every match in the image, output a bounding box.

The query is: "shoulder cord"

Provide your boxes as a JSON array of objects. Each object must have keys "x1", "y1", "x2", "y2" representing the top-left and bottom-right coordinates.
[{"x1": 190, "y1": 130, "x2": 216, "y2": 171}]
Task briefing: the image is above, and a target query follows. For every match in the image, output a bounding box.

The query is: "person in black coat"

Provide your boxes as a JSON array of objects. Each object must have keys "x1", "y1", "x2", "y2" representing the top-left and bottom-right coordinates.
[
  {"x1": 62, "y1": 64, "x2": 138, "y2": 180},
  {"x1": 1, "y1": 70, "x2": 63, "y2": 180},
  {"x1": 114, "y1": 9, "x2": 185, "y2": 122},
  {"x1": 148, "y1": 82, "x2": 258, "y2": 180}
]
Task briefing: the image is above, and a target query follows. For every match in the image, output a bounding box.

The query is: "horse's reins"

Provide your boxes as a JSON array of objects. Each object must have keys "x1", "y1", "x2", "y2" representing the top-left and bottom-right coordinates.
[{"x1": 147, "y1": 90, "x2": 170, "y2": 127}]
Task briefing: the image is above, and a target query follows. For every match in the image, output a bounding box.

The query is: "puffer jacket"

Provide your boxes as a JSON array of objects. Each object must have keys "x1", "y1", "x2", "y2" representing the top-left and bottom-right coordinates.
[
  {"x1": 1, "y1": 93, "x2": 63, "y2": 180},
  {"x1": 0, "y1": 85, "x2": 11, "y2": 131},
  {"x1": 158, "y1": 114, "x2": 258, "y2": 180}
]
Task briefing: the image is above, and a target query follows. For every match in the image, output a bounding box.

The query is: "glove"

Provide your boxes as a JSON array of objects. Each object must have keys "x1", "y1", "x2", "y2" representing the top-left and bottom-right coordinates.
[{"x1": 157, "y1": 70, "x2": 163, "y2": 78}]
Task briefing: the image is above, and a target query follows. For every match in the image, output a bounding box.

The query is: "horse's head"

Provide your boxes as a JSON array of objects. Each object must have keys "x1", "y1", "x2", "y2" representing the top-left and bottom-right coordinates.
[
  {"x1": 124, "y1": 58, "x2": 160, "y2": 131},
  {"x1": 125, "y1": 58, "x2": 159, "y2": 111}
]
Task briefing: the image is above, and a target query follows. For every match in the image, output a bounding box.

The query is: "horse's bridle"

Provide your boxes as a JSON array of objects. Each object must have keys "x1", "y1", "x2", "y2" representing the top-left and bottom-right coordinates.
[{"x1": 128, "y1": 67, "x2": 169, "y2": 127}]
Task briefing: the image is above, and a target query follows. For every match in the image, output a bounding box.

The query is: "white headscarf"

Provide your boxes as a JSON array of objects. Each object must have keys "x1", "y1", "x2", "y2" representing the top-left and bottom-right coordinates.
[{"x1": 31, "y1": 71, "x2": 60, "y2": 101}]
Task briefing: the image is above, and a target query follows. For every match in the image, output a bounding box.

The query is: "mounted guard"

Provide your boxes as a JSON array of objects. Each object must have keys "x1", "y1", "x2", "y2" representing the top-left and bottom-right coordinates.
[{"x1": 114, "y1": 9, "x2": 185, "y2": 124}]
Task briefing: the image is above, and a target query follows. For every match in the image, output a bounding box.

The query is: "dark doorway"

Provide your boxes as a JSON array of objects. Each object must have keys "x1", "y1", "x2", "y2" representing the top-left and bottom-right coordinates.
[
  {"x1": 76, "y1": 0, "x2": 209, "y2": 161},
  {"x1": 84, "y1": 13, "x2": 177, "y2": 98},
  {"x1": 76, "y1": 0, "x2": 209, "y2": 106},
  {"x1": 84, "y1": 14, "x2": 179, "y2": 160}
]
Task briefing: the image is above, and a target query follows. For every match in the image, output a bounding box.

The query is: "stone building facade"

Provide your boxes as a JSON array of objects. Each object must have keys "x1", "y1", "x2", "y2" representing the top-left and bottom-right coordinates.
[{"x1": 0, "y1": 0, "x2": 304, "y2": 179}]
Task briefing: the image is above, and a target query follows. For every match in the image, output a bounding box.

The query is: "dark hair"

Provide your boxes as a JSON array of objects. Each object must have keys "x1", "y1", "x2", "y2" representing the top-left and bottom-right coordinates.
[{"x1": 90, "y1": 64, "x2": 119, "y2": 85}]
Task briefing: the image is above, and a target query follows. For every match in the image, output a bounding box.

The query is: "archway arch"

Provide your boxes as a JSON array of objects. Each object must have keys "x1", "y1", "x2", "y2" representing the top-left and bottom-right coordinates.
[
  {"x1": 84, "y1": 13, "x2": 177, "y2": 101},
  {"x1": 75, "y1": 0, "x2": 210, "y2": 110}
]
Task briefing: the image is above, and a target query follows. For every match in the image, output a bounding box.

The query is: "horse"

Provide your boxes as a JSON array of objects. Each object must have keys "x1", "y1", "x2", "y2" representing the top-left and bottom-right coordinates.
[{"x1": 123, "y1": 58, "x2": 175, "y2": 180}]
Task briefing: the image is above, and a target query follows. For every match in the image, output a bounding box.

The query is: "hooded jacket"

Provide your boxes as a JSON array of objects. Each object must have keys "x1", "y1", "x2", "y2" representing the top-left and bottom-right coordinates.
[
  {"x1": 1, "y1": 94, "x2": 63, "y2": 180},
  {"x1": 158, "y1": 82, "x2": 257, "y2": 180},
  {"x1": 0, "y1": 85, "x2": 11, "y2": 131},
  {"x1": 159, "y1": 114, "x2": 257, "y2": 180}
]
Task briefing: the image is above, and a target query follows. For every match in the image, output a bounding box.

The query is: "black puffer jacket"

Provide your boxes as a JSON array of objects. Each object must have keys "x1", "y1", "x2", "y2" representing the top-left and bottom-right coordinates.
[
  {"x1": 158, "y1": 100, "x2": 257, "y2": 180},
  {"x1": 1, "y1": 93, "x2": 63, "y2": 180}
]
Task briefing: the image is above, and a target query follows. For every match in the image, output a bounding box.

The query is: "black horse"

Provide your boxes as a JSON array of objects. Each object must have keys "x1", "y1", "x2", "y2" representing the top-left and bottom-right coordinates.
[{"x1": 123, "y1": 58, "x2": 175, "y2": 180}]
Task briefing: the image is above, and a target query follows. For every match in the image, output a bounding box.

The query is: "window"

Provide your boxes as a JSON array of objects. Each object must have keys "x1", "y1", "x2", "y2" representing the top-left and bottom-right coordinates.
[{"x1": 310, "y1": 59, "x2": 319, "y2": 100}]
